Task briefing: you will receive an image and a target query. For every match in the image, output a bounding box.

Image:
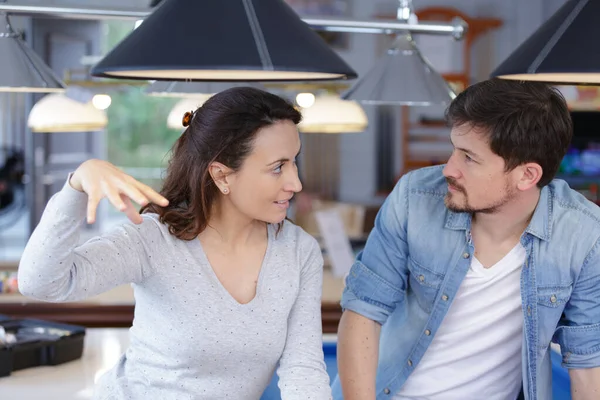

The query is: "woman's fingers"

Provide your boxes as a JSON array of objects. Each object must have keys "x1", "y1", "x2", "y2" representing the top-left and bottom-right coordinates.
[
  {"x1": 81, "y1": 169, "x2": 169, "y2": 224},
  {"x1": 102, "y1": 180, "x2": 127, "y2": 212},
  {"x1": 129, "y1": 178, "x2": 169, "y2": 207},
  {"x1": 121, "y1": 195, "x2": 143, "y2": 224},
  {"x1": 86, "y1": 192, "x2": 102, "y2": 224},
  {"x1": 115, "y1": 179, "x2": 150, "y2": 207}
]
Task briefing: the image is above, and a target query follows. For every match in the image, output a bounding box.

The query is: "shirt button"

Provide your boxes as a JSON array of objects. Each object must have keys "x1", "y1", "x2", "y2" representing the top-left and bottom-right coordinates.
[
  {"x1": 425, "y1": 329, "x2": 431, "y2": 336},
  {"x1": 550, "y1": 295, "x2": 557, "y2": 303},
  {"x1": 418, "y1": 275, "x2": 425, "y2": 282},
  {"x1": 384, "y1": 388, "x2": 391, "y2": 394},
  {"x1": 462, "y1": 252, "x2": 470, "y2": 259},
  {"x1": 442, "y1": 294, "x2": 449, "y2": 301},
  {"x1": 408, "y1": 359, "x2": 413, "y2": 366}
]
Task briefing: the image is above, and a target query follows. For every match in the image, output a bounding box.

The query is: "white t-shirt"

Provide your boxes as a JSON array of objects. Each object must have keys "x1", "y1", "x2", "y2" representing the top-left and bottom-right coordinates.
[{"x1": 394, "y1": 243, "x2": 526, "y2": 400}]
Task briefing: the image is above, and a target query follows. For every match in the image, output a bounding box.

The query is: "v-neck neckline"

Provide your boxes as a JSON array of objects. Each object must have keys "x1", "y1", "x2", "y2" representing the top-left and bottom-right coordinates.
[{"x1": 191, "y1": 224, "x2": 273, "y2": 307}]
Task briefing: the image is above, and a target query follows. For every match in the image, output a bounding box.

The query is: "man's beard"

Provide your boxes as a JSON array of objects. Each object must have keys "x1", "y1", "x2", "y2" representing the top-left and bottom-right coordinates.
[{"x1": 444, "y1": 177, "x2": 514, "y2": 214}]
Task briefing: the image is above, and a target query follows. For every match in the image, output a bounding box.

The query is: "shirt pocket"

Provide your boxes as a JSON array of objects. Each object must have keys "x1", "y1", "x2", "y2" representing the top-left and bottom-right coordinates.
[
  {"x1": 407, "y1": 257, "x2": 444, "y2": 313},
  {"x1": 536, "y1": 284, "x2": 572, "y2": 349}
]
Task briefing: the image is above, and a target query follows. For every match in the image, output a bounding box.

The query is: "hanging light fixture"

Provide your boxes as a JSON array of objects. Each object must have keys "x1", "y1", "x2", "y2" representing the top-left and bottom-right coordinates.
[
  {"x1": 27, "y1": 94, "x2": 108, "y2": 133},
  {"x1": 0, "y1": 13, "x2": 66, "y2": 93},
  {"x1": 91, "y1": 0, "x2": 357, "y2": 82},
  {"x1": 343, "y1": 33, "x2": 456, "y2": 106},
  {"x1": 145, "y1": 81, "x2": 264, "y2": 98},
  {"x1": 298, "y1": 95, "x2": 368, "y2": 134},
  {"x1": 342, "y1": 0, "x2": 456, "y2": 106},
  {"x1": 491, "y1": 0, "x2": 600, "y2": 85},
  {"x1": 167, "y1": 96, "x2": 212, "y2": 130}
]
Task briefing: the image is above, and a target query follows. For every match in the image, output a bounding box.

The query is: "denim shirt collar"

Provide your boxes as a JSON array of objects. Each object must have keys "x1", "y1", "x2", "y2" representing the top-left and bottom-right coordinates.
[
  {"x1": 443, "y1": 185, "x2": 552, "y2": 242},
  {"x1": 525, "y1": 185, "x2": 552, "y2": 242}
]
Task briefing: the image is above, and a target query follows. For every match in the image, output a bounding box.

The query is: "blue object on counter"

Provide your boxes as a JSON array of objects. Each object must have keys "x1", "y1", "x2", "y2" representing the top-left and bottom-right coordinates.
[
  {"x1": 261, "y1": 342, "x2": 572, "y2": 400},
  {"x1": 552, "y1": 349, "x2": 572, "y2": 400}
]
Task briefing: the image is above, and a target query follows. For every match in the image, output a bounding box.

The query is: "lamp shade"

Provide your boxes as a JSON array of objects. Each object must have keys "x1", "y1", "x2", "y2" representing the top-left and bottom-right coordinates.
[
  {"x1": 167, "y1": 96, "x2": 212, "y2": 130},
  {"x1": 145, "y1": 81, "x2": 264, "y2": 98},
  {"x1": 91, "y1": 0, "x2": 357, "y2": 82},
  {"x1": 491, "y1": 0, "x2": 600, "y2": 85},
  {"x1": 0, "y1": 15, "x2": 66, "y2": 93},
  {"x1": 342, "y1": 34, "x2": 455, "y2": 106},
  {"x1": 298, "y1": 95, "x2": 367, "y2": 134},
  {"x1": 28, "y1": 94, "x2": 107, "y2": 133}
]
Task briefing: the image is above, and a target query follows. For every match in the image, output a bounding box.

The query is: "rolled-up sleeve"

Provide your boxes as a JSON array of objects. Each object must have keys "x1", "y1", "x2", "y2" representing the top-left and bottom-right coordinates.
[
  {"x1": 341, "y1": 172, "x2": 411, "y2": 326},
  {"x1": 554, "y1": 238, "x2": 600, "y2": 368}
]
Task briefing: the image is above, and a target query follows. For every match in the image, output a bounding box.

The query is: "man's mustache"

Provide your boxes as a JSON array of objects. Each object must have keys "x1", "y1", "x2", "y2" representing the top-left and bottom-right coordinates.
[{"x1": 446, "y1": 177, "x2": 465, "y2": 193}]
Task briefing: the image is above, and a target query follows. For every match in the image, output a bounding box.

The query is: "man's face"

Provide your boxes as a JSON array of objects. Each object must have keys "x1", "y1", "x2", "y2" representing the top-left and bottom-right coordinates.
[{"x1": 442, "y1": 123, "x2": 518, "y2": 214}]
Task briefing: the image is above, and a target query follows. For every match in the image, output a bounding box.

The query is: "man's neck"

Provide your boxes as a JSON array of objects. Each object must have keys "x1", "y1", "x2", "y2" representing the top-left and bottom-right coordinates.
[{"x1": 472, "y1": 190, "x2": 541, "y2": 243}]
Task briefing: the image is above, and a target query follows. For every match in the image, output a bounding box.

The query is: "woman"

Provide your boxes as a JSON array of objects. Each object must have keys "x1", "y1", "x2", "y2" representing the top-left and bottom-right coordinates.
[{"x1": 18, "y1": 87, "x2": 332, "y2": 399}]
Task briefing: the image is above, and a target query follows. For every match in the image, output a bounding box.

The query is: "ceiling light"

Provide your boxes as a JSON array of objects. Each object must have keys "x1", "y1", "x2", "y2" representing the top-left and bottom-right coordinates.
[
  {"x1": 296, "y1": 92, "x2": 315, "y2": 108},
  {"x1": 91, "y1": 0, "x2": 357, "y2": 82},
  {"x1": 343, "y1": 33, "x2": 456, "y2": 106},
  {"x1": 0, "y1": 13, "x2": 66, "y2": 93},
  {"x1": 491, "y1": 0, "x2": 600, "y2": 85},
  {"x1": 28, "y1": 94, "x2": 108, "y2": 133},
  {"x1": 298, "y1": 95, "x2": 367, "y2": 134}
]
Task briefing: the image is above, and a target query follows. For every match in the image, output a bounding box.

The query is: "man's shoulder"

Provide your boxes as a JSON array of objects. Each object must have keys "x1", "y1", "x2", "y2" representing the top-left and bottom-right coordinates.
[
  {"x1": 549, "y1": 179, "x2": 600, "y2": 223},
  {"x1": 547, "y1": 179, "x2": 600, "y2": 243},
  {"x1": 399, "y1": 165, "x2": 448, "y2": 196}
]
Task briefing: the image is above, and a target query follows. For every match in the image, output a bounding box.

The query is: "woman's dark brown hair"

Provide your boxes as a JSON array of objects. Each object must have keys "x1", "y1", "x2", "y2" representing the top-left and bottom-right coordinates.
[{"x1": 141, "y1": 86, "x2": 301, "y2": 240}]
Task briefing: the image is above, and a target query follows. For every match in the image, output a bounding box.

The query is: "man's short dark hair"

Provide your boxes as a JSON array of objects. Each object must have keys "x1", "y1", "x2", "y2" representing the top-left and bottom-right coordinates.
[{"x1": 445, "y1": 78, "x2": 573, "y2": 187}]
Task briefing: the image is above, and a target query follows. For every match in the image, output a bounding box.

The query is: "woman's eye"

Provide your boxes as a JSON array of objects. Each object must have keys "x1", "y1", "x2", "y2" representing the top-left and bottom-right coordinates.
[
  {"x1": 465, "y1": 154, "x2": 473, "y2": 162},
  {"x1": 273, "y1": 164, "x2": 283, "y2": 174}
]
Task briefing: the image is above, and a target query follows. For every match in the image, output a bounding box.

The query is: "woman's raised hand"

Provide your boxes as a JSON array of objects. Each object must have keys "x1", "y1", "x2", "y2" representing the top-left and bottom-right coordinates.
[{"x1": 69, "y1": 159, "x2": 169, "y2": 224}]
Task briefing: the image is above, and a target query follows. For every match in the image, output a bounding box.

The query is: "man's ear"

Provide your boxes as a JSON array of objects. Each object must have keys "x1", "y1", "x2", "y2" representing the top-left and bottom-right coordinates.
[
  {"x1": 208, "y1": 162, "x2": 233, "y2": 194},
  {"x1": 517, "y1": 162, "x2": 543, "y2": 191}
]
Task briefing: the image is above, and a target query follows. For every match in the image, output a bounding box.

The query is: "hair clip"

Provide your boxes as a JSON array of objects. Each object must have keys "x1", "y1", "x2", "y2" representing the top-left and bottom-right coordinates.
[{"x1": 182, "y1": 111, "x2": 194, "y2": 127}]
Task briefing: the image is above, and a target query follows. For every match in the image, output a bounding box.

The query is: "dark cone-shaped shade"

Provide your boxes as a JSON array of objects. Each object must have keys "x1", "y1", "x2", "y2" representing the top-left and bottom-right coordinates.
[
  {"x1": 92, "y1": 0, "x2": 357, "y2": 82},
  {"x1": 491, "y1": 0, "x2": 600, "y2": 85}
]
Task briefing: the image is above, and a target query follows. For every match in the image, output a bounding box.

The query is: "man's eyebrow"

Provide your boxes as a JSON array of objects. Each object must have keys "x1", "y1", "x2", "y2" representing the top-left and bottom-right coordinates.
[
  {"x1": 450, "y1": 139, "x2": 481, "y2": 159},
  {"x1": 456, "y1": 146, "x2": 480, "y2": 159}
]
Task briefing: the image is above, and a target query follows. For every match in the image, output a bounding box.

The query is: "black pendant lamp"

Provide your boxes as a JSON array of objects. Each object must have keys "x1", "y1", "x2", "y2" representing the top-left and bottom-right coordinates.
[
  {"x1": 91, "y1": 0, "x2": 357, "y2": 82},
  {"x1": 491, "y1": 0, "x2": 600, "y2": 85}
]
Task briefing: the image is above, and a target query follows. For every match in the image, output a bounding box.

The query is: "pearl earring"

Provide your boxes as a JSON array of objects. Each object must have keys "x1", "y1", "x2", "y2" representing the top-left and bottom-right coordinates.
[{"x1": 222, "y1": 188, "x2": 229, "y2": 194}]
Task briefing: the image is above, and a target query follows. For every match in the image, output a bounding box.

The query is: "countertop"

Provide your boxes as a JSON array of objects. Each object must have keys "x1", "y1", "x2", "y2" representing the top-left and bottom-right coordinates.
[
  {"x1": 0, "y1": 328, "x2": 130, "y2": 400},
  {"x1": 0, "y1": 328, "x2": 339, "y2": 400}
]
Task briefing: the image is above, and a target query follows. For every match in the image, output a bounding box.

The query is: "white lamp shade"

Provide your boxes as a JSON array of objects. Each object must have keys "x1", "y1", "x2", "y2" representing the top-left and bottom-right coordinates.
[
  {"x1": 298, "y1": 95, "x2": 368, "y2": 133},
  {"x1": 167, "y1": 96, "x2": 212, "y2": 130},
  {"x1": 28, "y1": 94, "x2": 108, "y2": 133}
]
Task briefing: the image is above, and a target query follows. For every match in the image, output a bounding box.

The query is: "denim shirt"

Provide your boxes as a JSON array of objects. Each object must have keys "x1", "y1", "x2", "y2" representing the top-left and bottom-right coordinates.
[{"x1": 331, "y1": 165, "x2": 600, "y2": 400}]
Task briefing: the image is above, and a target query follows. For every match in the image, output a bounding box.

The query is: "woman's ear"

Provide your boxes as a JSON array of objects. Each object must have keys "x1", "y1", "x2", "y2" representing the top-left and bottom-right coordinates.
[{"x1": 208, "y1": 162, "x2": 233, "y2": 194}]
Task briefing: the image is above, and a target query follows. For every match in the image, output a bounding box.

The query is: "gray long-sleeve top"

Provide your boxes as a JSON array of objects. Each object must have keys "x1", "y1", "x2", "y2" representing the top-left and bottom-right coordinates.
[{"x1": 18, "y1": 179, "x2": 332, "y2": 400}]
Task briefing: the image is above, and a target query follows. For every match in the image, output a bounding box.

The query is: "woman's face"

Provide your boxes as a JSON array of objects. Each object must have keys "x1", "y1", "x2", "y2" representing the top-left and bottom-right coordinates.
[{"x1": 224, "y1": 120, "x2": 302, "y2": 224}]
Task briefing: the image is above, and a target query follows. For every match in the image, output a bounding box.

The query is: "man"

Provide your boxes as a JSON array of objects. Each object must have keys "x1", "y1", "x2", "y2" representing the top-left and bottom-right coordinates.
[{"x1": 331, "y1": 79, "x2": 600, "y2": 400}]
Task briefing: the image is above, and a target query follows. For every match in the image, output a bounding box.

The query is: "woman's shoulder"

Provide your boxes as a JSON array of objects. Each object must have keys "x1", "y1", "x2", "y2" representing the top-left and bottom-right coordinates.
[{"x1": 119, "y1": 212, "x2": 176, "y2": 244}]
